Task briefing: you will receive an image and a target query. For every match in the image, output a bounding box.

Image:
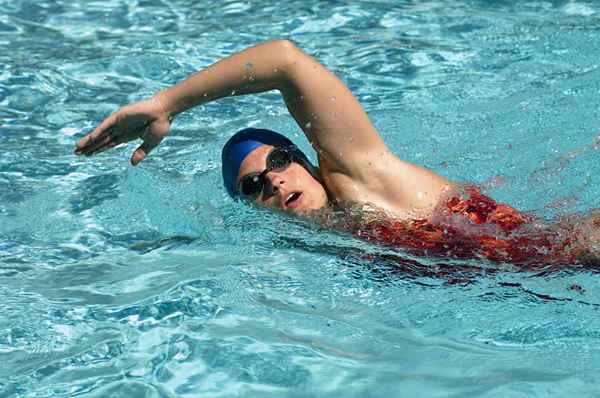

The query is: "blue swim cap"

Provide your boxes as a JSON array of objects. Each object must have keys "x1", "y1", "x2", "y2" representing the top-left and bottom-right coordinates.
[{"x1": 221, "y1": 128, "x2": 318, "y2": 197}]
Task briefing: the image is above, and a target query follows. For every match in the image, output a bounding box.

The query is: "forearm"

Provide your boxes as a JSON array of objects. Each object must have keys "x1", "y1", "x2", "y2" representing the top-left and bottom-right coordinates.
[{"x1": 155, "y1": 40, "x2": 295, "y2": 117}]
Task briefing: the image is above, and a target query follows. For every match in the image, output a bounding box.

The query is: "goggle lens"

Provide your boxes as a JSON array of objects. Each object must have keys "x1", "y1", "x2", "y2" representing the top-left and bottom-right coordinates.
[{"x1": 238, "y1": 146, "x2": 295, "y2": 197}]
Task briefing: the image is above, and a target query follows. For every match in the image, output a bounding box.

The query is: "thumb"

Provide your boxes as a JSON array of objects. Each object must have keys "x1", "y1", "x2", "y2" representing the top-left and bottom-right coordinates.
[{"x1": 131, "y1": 133, "x2": 163, "y2": 166}]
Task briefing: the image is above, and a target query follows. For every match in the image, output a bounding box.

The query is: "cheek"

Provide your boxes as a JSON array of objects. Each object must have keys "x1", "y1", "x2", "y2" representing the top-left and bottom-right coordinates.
[
  {"x1": 301, "y1": 172, "x2": 327, "y2": 205},
  {"x1": 315, "y1": 185, "x2": 328, "y2": 206}
]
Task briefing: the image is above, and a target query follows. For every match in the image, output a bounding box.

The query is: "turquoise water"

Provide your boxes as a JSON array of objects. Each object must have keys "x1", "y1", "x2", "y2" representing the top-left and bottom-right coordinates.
[{"x1": 2, "y1": 0, "x2": 600, "y2": 396}]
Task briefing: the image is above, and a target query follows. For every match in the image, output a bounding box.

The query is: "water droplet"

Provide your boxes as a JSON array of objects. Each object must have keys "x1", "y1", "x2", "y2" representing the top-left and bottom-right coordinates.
[
  {"x1": 338, "y1": 152, "x2": 343, "y2": 158},
  {"x1": 349, "y1": 136, "x2": 354, "y2": 142},
  {"x1": 248, "y1": 75, "x2": 255, "y2": 82},
  {"x1": 299, "y1": 95, "x2": 304, "y2": 101},
  {"x1": 330, "y1": 96, "x2": 336, "y2": 101},
  {"x1": 273, "y1": 68, "x2": 279, "y2": 73},
  {"x1": 231, "y1": 90, "x2": 236, "y2": 95},
  {"x1": 305, "y1": 121, "x2": 312, "y2": 129},
  {"x1": 245, "y1": 62, "x2": 253, "y2": 70}
]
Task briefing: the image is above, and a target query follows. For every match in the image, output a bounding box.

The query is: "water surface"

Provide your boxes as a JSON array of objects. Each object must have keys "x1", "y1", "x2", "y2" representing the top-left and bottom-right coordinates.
[{"x1": 2, "y1": 1, "x2": 600, "y2": 396}]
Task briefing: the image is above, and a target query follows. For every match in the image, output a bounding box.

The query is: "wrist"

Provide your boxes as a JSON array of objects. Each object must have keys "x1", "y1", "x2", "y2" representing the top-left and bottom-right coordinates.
[{"x1": 152, "y1": 91, "x2": 177, "y2": 121}]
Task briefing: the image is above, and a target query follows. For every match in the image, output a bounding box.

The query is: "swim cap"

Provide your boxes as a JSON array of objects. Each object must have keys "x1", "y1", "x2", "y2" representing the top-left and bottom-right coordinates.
[{"x1": 221, "y1": 128, "x2": 319, "y2": 197}]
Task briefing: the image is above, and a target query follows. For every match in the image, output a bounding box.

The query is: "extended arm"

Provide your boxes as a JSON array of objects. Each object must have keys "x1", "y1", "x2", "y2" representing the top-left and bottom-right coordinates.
[
  {"x1": 157, "y1": 40, "x2": 387, "y2": 171},
  {"x1": 75, "y1": 40, "x2": 385, "y2": 169}
]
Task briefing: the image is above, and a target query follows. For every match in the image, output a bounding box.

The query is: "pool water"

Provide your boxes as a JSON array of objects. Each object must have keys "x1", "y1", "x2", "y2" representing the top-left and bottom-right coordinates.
[{"x1": 2, "y1": 0, "x2": 600, "y2": 396}]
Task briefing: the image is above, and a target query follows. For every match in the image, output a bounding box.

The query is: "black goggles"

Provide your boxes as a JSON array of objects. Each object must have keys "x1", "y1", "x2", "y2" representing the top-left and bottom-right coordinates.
[{"x1": 237, "y1": 146, "x2": 297, "y2": 198}]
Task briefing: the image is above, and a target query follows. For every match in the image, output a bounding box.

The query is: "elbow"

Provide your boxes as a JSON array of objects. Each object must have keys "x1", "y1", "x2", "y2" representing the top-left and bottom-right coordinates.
[
  {"x1": 268, "y1": 39, "x2": 302, "y2": 74},
  {"x1": 269, "y1": 39, "x2": 300, "y2": 55}
]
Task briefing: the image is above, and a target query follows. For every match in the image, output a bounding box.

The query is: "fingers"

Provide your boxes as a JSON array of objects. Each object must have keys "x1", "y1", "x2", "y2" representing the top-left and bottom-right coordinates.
[
  {"x1": 84, "y1": 132, "x2": 126, "y2": 156},
  {"x1": 77, "y1": 128, "x2": 116, "y2": 156},
  {"x1": 131, "y1": 132, "x2": 164, "y2": 166},
  {"x1": 92, "y1": 141, "x2": 119, "y2": 155},
  {"x1": 75, "y1": 114, "x2": 118, "y2": 154}
]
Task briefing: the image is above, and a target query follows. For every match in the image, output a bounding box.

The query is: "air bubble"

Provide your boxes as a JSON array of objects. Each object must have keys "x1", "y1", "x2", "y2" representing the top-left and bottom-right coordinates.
[
  {"x1": 231, "y1": 90, "x2": 236, "y2": 95},
  {"x1": 305, "y1": 121, "x2": 312, "y2": 129},
  {"x1": 593, "y1": 134, "x2": 600, "y2": 149}
]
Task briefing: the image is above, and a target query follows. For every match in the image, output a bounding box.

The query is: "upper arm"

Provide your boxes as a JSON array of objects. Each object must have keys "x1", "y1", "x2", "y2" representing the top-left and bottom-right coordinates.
[
  {"x1": 276, "y1": 41, "x2": 388, "y2": 181},
  {"x1": 275, "y1": 41, "x2": 452, "y2": 212}
]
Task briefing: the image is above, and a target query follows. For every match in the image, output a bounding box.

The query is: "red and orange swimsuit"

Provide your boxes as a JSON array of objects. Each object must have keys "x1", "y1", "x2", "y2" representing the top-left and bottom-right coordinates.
[{"x1": 356, "y1": 187, "x2": 579, "y2": 267}]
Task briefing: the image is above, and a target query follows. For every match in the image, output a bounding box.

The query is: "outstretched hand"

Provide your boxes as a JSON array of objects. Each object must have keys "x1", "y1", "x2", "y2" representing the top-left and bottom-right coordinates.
[{"x1": 74, "y1": 96, "x2": 172, "y2": 165}]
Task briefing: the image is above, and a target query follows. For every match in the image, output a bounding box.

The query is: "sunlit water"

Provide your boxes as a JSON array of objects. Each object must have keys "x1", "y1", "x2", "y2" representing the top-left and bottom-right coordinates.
[{"x1": 2, "y1": 0, "x2": 600, "y2": 396}]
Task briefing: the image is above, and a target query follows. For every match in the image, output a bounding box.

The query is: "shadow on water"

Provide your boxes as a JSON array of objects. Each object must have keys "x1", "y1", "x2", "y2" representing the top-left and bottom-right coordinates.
[
  {"x1": 126, "y1": 235, "x2": 199, "y2": 254},
  {"x1": 70, "y1": 174, "x2": 120, "y2": 213}
]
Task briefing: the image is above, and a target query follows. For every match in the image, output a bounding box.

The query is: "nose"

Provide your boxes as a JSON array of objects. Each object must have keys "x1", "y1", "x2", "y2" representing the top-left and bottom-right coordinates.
[{"x1": 262, "y1": 170, "x2": 286, "y2": 198}]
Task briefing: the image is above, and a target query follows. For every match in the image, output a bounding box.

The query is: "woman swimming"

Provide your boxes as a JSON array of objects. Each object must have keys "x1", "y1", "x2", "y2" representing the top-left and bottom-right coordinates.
[{"x1": 74, "y1": 40, "x2": 599, "y2": 267}]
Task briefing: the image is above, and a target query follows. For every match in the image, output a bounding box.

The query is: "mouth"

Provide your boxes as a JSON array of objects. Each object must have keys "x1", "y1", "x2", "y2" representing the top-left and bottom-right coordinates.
[{"x1": 284, "y1": 191, "x2": 302, "y2": 209}]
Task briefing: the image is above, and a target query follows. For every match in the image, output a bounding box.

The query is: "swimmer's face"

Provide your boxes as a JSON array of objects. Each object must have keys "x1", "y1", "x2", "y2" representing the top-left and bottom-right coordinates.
[{"x1": 237, "y1": 145, "x2": 328, "y2": 214}]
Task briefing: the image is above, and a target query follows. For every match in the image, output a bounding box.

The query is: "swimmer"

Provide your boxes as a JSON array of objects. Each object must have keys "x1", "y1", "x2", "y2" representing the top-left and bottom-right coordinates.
[{"x1": 74, "y1": 40, "x2": 599, "y2": 267}]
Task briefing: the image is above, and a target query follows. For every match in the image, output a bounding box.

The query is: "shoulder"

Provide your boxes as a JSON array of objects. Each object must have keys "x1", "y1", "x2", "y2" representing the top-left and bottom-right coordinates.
[{"x1": 319, "y1": 151, "x2": 453, "y2": 220}]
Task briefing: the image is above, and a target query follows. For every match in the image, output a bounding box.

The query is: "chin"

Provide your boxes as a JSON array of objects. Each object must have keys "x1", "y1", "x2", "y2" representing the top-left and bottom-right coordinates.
[
  {"x1": 297, "y1": 199, "x2": 328, "y2": 216},
  {"x1": 300, "y1": 192, "x2": 328, "y2": 212}
]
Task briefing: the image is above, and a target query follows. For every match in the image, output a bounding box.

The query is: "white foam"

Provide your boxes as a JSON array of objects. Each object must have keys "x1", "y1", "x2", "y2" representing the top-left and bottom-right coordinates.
[
  {"x1": 292, "y1": 13, "x2": 350, "y2": 34},
  {"x1": 411, "y1": 52, "x2": 431, "y2": 67},
  {"x1": 564, "y1": 2, "x2": 596, "y2": 16}
]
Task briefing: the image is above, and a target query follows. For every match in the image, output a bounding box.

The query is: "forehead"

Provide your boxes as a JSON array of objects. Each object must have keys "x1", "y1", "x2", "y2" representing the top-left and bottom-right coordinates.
[{"x1": 237, "y1": 144, "x2": 274, "y2": 181}]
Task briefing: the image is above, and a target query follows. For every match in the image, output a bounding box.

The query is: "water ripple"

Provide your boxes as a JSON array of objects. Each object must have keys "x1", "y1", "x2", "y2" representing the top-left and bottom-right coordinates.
[{"x1": 2, "y1": 0, "x2": 600, "y2": 396}]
